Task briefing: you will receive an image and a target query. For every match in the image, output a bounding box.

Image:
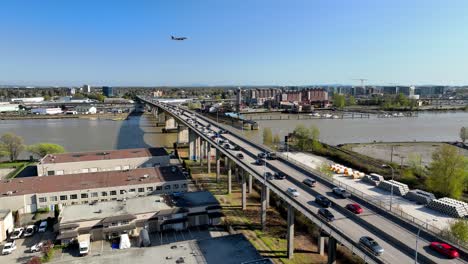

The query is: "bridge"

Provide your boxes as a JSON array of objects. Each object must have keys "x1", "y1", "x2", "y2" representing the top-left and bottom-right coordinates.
[{"x1": 139, "y1": 96, "x2": 468, "y2": 264}]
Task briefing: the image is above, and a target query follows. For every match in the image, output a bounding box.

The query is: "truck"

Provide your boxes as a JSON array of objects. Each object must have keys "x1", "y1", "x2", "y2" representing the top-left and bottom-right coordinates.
[{"x1": 78, "y1": 234, "x2": 90, "y2": 256}]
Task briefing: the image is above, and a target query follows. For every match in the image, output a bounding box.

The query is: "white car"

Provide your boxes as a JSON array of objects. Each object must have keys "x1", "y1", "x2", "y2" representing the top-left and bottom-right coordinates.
[
  {"x1": 24, "y1": 225, "x2": 36, "y2": 237},
  {"x1": 38, "y1": 221, "x2": 48, "y2": 233},
  {"x1": 287, "y1": 188, "x2": 300, "y2": 197},
  {"x1": 10, "y1": 228, "x2": 24, "y2": 239},
  {"x1": 30, "y1": 242, "x2": 43, "y2": 253},
  {"x1": 2, "y1": 240, "x2": 17, "y2": 255}
]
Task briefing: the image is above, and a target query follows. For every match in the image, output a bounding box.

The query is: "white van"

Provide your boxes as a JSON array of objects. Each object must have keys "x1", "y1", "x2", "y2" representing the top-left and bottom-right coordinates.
[
  {"x1": 78, "y1": 234, "x2": 90, "y2": 256},
  {"x1": 38, "y1": 221, "x2": 48, "y2": 233}
]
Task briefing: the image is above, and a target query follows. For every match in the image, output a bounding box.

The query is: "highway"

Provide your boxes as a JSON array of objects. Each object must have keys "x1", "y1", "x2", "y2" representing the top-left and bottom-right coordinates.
[{"x1": 146, "y1": 99, "x2": 468, "y2": 264}]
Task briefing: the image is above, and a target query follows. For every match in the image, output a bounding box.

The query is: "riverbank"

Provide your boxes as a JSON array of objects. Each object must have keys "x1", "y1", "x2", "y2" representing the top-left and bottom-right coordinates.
[{"x1": 0, "y1": 112, "x2": 131, "y2": 121}]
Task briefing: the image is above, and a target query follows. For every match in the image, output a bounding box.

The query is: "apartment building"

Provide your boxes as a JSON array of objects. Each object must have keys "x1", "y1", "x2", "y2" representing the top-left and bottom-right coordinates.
[
  {"x1": 56, "y1": 191, "x2": 222, "y2": 242},
  {"x1": 36, "y1": 148, "x2": 170, "y2": 176},
  {"x1": 0, "y1": 166, "x2": 188, "y2": 214}
]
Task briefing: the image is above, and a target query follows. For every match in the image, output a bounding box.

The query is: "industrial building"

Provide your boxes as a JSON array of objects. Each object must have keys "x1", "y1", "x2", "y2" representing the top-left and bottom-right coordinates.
[
  {"x1": 0, "y1": 165, "x2": 188, "y2": 214},
  {"x1": 10, "y1": 97, "x2": 44, "y2": 103},
  {"x1": 56, "y1": 191, "x2": 222, "y2": 242},
  {"x1": 36, "y1": 148, "x2": 170, "y2": 176},
  {"x1": 31, "y1": 107, "x2": 63, "y2": 115},
  {"x1": 0, "y1": 103, "x2": 20, "y2": 112},
  {"x1": 0, "y1": 210, "x2": 14, "y2": 242},
  {"x1": 74, "y1": 105, "x2": 97, "y2": 114}
]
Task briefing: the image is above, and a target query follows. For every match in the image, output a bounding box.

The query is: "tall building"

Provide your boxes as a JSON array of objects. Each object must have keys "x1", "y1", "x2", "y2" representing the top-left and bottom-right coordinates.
[
  {"x1": 102, "y1": 86, "x2": 114, "y2": 97},
  {"x1": 236, "y1": 87, "x2": 242, "y2": 112},
  {"x1": 82, "y1": 84, "x2": 92, "y2": 93}
]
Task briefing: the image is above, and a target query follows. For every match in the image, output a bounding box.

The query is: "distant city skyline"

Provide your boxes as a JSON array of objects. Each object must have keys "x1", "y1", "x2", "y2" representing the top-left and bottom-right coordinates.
[{"x1": 1, "y1": 1, "x2": 468, "y2": 86}]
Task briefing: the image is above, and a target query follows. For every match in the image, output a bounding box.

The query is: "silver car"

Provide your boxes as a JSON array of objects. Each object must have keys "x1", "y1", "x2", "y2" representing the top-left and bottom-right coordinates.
[{"x1": 359, "y1": 236, "x2": 384, "y2": 255}]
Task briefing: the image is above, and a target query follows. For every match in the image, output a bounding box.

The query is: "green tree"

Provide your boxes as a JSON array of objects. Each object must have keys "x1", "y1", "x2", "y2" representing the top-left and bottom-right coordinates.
[
  {"x1": 450, "y1": 219, "x2": 468, "y2": 243},
  {"x1": 460, "y1": 127, "x2": 468, "y2": 143},
  {"x1": 426, "y1": 145, "x2": 468, "y2": 199},
  {"x1": 263, "y1": 128, "x2": 273, "y2": 146},
  {"x1": 395, "y1": 93, "x2": 409, "y2": 107},
  {"x1": 0, "y1": 133, "x2": 25, "y2": 161},
  {"x1": 292, "y1": 124, "x2": 310, "y2": 151},
  {"x1": 407, "y1": 153, "x2": 423, "y2": 175},
  {"x1": 332, "y1": 94, "x2": 345, "y2": 109},
  {"x1": 310, "y1": 125, "x2": 323, "y2": 152},
  {"x1": 273, "y1": 134, "x2": 280, "y2": 145},
  {"x1": 28, "y1": 143, "x2": 65, "y2": 158},
  {"x1": 347, "y1": 96, "x2": 356, "y2": 106}
]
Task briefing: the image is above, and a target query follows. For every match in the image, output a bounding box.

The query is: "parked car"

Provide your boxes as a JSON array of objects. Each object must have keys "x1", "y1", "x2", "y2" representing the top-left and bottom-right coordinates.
[
  {"x1": 429, "y1": 242, "x2": 459, "y2": 259},
  {"x1": 332, "y1": 187, "x2": 351, "y2": 198},
  {"x1": 255, "y1": 159, "x2": 265, "y2": 166},
  {"x1": 303, "y1": 178, "x2": 316, "y2": 187},
  {"x1": 236, "y1": 153, "x2": 244, "y2": 159},
  {"x1": 274, "y1": 172, "x2": 286, "y2": 180},
  {"x1": 30, "y1": 242, "x2": 44, "y2": 253},
  {"x1": 346, "y1": 203, "x2": 363, "y2": 214},
  {"x1": 287, "y1": 188, "x2": 300, "y2": 197},
  {"x1": 10, "y1": 227, "x2": 24, "y2": 239},
  {"x1": 318, "y1": 208, "x2": 335, "y2": 221},
  {"x1": 2, "y1": 240, "x2": 17, "y2": 255},
  {"x1": 315, "y1": 195, "x2": 331, "y2": 208},
  {"x1": 38, "y1": 221, "x2": 48, "y2": 233},
  {"x1": 359, "y1": 236, "x2": 384, "y2": 255},
  {"x1": 264, "y1": 172, "x2": 274, "y2": 180},
  {"x1": 24, "y1": 225, "x2": 36, "y2": 237}
]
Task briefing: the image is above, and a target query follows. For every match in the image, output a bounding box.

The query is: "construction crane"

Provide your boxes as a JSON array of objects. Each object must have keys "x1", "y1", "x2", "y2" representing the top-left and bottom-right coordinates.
[{"x1": 353, "y1": 78, "x2": 368, "y2": 89}]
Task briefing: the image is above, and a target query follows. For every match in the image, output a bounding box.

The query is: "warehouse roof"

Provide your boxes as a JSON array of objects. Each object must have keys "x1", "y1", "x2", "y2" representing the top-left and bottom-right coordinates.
[
  {"x1": 40, "y1": 147, "x2": 168, "y2": 164},
  {"x1": 0, "y1": 166, "x2": 186, "y2": 197}
]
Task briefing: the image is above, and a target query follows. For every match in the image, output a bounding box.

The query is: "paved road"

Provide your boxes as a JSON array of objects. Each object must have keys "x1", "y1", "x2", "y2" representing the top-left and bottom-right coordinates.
[{"x1": 153, "y1": 101, "x2": 467, "y2": 264}]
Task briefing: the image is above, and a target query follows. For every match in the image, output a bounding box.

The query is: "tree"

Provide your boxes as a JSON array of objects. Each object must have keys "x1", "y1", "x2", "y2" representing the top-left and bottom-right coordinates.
[
  {"x1": 310, "y1": 125, "x2": 323, "y2": 152},
  {"x1": 292, "y1": 124, "x2": 311, "y2": 151},
  {"x1": 273, "y1": 134, "x2": 280, "y2": 145},
  {"x1": 460, "y1": 127, "x2": 468, "y2": 143},
  {"x1": 347, "y1": 96, "x2": 356, "y2": 106},
  {"x1": 263, "y1": 128, "x2": 273, "y2": 146},
  {"x1": 332, "y1": 94, "x2": 345, "y2": 109},
  {"x1": 407, "y1": 153, "x2": 423, "y2": 175},
  {"x1": 450, "y1": 219, "x2": 468, "y2": 243},
  {"x1": 426, "y1": 145, "x2": 468, "y2": 199},
  {"x1": 395, "y1": 93, "x2": 409, "y2": 107},
  {"x1": 28, "y1": 143, "x2": 65, "y2": 158},
  {"x1": 0, "y1": 133, "x2": 25, "y2": 161}
]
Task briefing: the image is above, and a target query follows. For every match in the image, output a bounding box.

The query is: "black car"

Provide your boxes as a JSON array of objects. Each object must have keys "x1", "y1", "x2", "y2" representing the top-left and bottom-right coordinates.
[
  {"x1": 257, "y1": 152, "x2": 267, "y2": 159},
  {"x1": 264, "y1": 172, "x2": 274, "y2": 180},
  {"x1": 224, "y1": 144, "x2": 231, "y2": 149},
  {"x1": 219, "y1": 129, "x2": 228, "y2": 134},
  {"x1": 303, "y1": 178, "x2": 316, "y2": 187},
  {"x1": 274, "y1": 172, "x2": 286, "y2": 180},
  {"x1": 318, "y1": 208, "x2": 335, "y2": 221},
  {"x1": 255, "y1": 159, "x2": 266, "y2": 166},
  {"x1": 233, "y1": 145, "x2": 241, "y2": 151},
  {"x1": 266, "y1": 152, "x2": 277, "y2": 160},
  {"x1": 236, "y1": 153, "x2": 244, "y2": 159},
  {"x1": 315, "y1": 195, "x2": 332, "y2": 208}
]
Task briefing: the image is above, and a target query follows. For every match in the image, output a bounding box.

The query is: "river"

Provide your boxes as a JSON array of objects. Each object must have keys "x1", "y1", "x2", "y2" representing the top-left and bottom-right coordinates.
[{"x1": 0, "y1": 112, "x2": 466, "y2": 159}]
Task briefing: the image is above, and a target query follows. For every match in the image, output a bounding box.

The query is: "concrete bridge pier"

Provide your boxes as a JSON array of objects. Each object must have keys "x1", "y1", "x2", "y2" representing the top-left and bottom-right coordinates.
[
  {"x1": 266, "y1": 186, "x2": 270, "y2": 208},
  {"x1": 318, "y1": 235, "x2": 325, "y2": 256},
  {"x1": 177, "y1": 125, "x2": 189, "y2": 144},
  {"x1": 227, "y1": 159, "x2": 232, "y2": 194},
  {"x1": 260, "y1": 183, "x2": 267, "y2": 230},
  {"x1": 157, "y1": 111, "x2": 166, "y2": 126},
  {"x1": 241, "y1": 170, "x2": 247, "y2": 210},
  {"x1": 188, "y1": 129, "x2": 198, "y2": 161},
  {"x1": 199, "y1": 140, "x2": 205, "y2": 166},
  {"x1": 196, "y1": 136, "x2": 201, "y2": 162},
  {"x1": 327, "y1": 237, "x2": 337, "y2": 264},
  {"x1": 287, "y1": 204, "x2": 295, "y2": 259},
  {"x1": 248, "y1": 174, "x2": 253, "y2": 194},
  {"x1": 216, "y1": 150, "x2": 220, "y2": 183},
  {"x1": 165, "y1": 116, "x2": 177, "y2": 131},
  {"x1": 207, "y1": 144, "x2": 211, "y2": 174}
]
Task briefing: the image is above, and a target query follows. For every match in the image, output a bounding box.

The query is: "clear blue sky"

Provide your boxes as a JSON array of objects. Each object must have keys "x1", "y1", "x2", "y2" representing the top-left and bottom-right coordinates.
[{"x1": 1, "y1": 0, "x2": 468, "y2": 86}]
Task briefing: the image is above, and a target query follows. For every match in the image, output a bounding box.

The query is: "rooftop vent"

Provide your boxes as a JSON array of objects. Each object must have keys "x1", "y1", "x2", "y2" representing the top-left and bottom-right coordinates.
[
  {"x1": 6, "y1": 191, "x2": 13, "y2": 196},
  {"x1": 94, "y1": 209, "x2": 102, "y2": 214},
  {"x1": 142, "y1": 174, "x2": 149, "y2": 179}
]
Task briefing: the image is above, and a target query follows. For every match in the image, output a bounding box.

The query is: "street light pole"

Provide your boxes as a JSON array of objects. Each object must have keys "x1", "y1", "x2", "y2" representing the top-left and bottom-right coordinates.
[
  {"x1": 415, "y1": 219, "x2": 434, "y2": 264},
  {"x1": 382, "y1": 164, "x2": 395, "y2": 211}
]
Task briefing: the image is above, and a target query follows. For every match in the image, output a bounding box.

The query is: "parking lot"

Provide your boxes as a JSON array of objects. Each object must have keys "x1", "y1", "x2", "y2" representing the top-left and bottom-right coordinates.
[{"x1": 1, "y1": 230, "x2": 55, "y2": 263}]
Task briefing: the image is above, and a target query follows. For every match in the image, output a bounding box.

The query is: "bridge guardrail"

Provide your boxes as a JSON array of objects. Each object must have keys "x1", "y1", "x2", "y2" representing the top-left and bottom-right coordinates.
[
  {"x1": 144, "y1": 99, "x2": 386, "y2": 264},
  {"x1": 184, "y1": 104, "x2": 468, "y2": 254}
]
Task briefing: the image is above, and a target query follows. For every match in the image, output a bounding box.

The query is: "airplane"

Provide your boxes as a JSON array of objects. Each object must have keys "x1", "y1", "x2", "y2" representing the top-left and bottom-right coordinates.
[{"x1": 171, "y1": 35, "x2": 187, "y2": 41}]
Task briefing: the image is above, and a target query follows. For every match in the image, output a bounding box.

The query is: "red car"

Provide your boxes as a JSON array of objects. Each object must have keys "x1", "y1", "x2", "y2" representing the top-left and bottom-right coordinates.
[
  {"x1": 430, "y1": 242, "x2": 459, "y2": 259},
  {"x1": 346, "y1": 203, "x2": 363, "y2": 214}
]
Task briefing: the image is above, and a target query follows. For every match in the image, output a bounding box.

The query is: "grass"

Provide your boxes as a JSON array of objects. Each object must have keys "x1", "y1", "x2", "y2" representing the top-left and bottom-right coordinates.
[{"x1": 0, "y1": 161, "x2": 29, "y2": 169}]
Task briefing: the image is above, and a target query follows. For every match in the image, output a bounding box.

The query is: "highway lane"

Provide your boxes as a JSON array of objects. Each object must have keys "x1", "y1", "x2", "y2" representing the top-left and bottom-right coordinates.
[{"x1": 157, "y1": 102, "x2": 466, "y2": 264}]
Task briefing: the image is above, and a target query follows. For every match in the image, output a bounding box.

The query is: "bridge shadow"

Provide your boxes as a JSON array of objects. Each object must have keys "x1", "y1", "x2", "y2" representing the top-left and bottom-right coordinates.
[{"x1": 115, "y1": 112, "x2": 153, "y2": 149}]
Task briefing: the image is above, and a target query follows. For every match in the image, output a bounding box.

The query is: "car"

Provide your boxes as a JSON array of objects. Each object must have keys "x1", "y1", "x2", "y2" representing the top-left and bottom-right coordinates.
[
  {"x1": 24, "y1": 225, "x2": 36, "y2": 237},
  {"x1": 274, "y1": 172, "x2": 286, "y2": 180},
  {"x1": 359, "y1": 236, "x2": 384, "y2": 255},
  {"x1": 255, "y1": 159, "x2": 265, "y2": 166},
  {"x1": 38, "y1": 221, "x2": 48, "y2": 232},
  {"x1": 223, "y1": 143, "x2": 231, "y2": 149},
  {"x1": 10, "y1": 227, "x2": 24, "y2": 239},
  {"x1": 30, "y1": 242, "x2": 44, "y2": 253},
  {"x1": 236, "y1": 153, "x2": 244, "y2": 159},
  {"x1": 318, "y1": 208, "x2": 335, "y2": 221},
  {"x1": 257, "y1": 152, "x2": 267, "y2": 159},
  {"x1": 303, "y1": 178, "x2": 316, "y2": 187},
  {"x1": 315, "y1": 195, "x2": 331, "y2": 208},
  {"x1": 219, "y1": 129, "x2": 228, "y2": 134},
  {"x1": 266, "y1": 152, "x2": 277, "y2": 160},
  {"x1": 429, "y1": 242, "x2": 459, "y2": 259},
  {"x1": 264, "y1": 172, "x2": 274, "y2": 180},
  {"x1": 233, "y1": 145, "x2": 241, "y2": 151},
  {"x1": 346, "y1": 203, "x2": 363, "y2": 214},
  {"x1": 287, "y1": 188, "x2": 300, "y2": 197},
  {"x1": 332, "y1": 187, "x2": 351, "y2": 198},
  {"x1": 2, "y1": 240, "x2": 17, "y2": 255}
]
